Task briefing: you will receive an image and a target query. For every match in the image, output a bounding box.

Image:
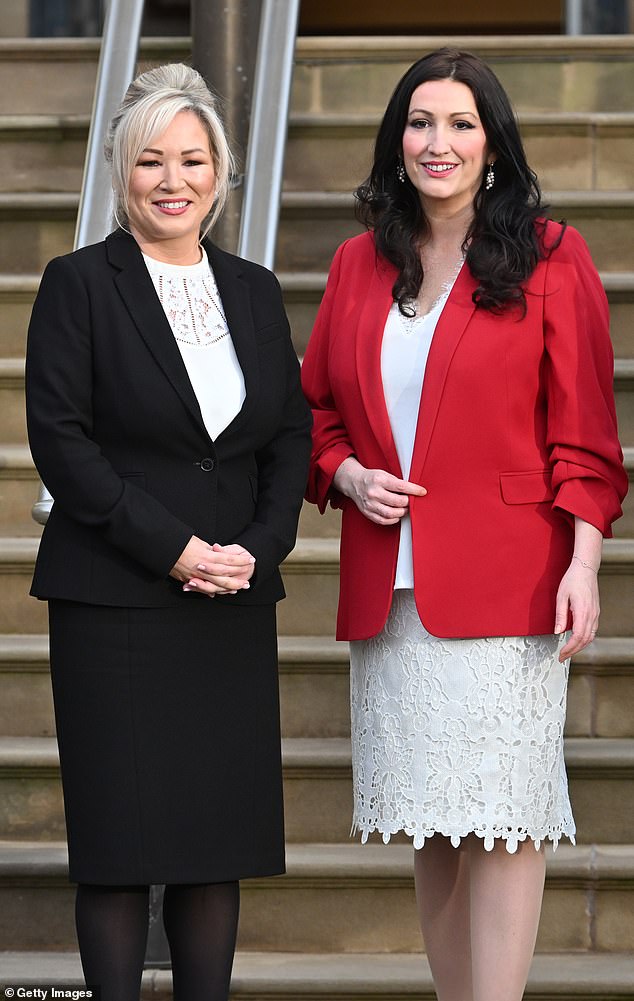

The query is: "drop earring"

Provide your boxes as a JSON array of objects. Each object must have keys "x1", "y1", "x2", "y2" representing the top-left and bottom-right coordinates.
[
  {"x1": 485, "y1": 162, "x2": 495, "y2": 190},
  {"x1": 396, "y1": 157, "x2": 406, "y2": 183}
]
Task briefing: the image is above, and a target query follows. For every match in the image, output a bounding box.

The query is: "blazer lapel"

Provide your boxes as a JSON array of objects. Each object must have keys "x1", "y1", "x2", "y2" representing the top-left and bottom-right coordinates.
[
  {"x1": 106, "y1": 230, "x2": 209, "y2": 436},
  {"x1": 356, "y1": 255, "x2": 402, "y2": 474},
  {"x1": 204, "y1": 241, "x2": 259, "y2": 440},
  {"x1": 409, "y1": 262, "x2": 478, "y2": 484}
]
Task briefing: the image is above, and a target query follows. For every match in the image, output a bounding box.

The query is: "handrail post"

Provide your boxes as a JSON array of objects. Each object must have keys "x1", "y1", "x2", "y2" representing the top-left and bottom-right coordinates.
[
  {"x1": 565, "y1": 0, "x2": 583, "y2": 33},
  {"x1": 31, "y1": 0, "x2": 145, "y2": 525},
  {"x1": 237, "y1": 0, "x2": 300, "y2": 269}
]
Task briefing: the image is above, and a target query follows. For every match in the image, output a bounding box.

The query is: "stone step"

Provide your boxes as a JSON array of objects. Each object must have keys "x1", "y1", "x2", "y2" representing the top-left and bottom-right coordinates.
[
  {"x1": 0, "y1": 359, "x2": 25, "y2": 444},
  {"x1": 297, "y1": 494, "x2": 342, "y2": 539},
  {"x1": 0, "y1": 115, "x2": 87, "y2": 194},
  {"x1": 1, "y1": 36, "x2": 633, "y2": 116},
  {"x1": 3, "y1": 110, "x2": 634, "y2": 195},
  {"x1": 0, "y1": 839, "x2": 632, "y2": 954},
  {"x1": 605, "y1": 274, "x2": 634, "y2": 360},
  {"x1": 291, "y1": 36, "x2": 634, "y2": 117},
  {"x1": 0, "y1": 191, "x2": 633, "y2": 275},
  {"x1": 3, "y1": 633, "x2": 633, "y2": 742},
  {"x1": 0, "y1": 38, "x2": 185, "y2": 115},
  {"x1": 0, "y1": 193, "x2": 75, "y2": 275},
  {"x1": 617, "y1": 359, "x2": 634, "y2": 446},
  {"x1": 567, "y1": 636, "x2": 634, "y2": 739},
  {"x1": 0, "y1": 275, "x2": 38, "y2": 358},
  {"x1": 276, "y1": 190, "x2": 634, "y2": 274},
  {"x1": 0, "y1": 634, "x2": 51, "y2": 738},
  {"x1": 0, "y1": 445, "x2": 40, "y2": 537},
  {"x1": 620, "y1": 445, "x2": 634, "y2": 536},
  {"x1": 0, "y1": 735, "x2": 632, "y2": 845},
  {"x1": 1, "y1": 950, "x2": 634, "y2": 1001},
  {"x1": 1, "y1": 537, "x2": 633, "y2": 637}
]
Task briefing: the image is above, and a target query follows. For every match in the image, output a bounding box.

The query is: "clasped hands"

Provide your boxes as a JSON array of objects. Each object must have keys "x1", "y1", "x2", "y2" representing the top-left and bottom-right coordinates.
[{"x1": 171, "y1": 536, "x2": 255, "y2": 597}]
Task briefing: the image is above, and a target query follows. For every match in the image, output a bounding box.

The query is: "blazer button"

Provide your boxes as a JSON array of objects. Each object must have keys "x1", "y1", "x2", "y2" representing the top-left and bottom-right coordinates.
[{"x1": 200, "y1": 458, "x2": 215, "y2": 471}]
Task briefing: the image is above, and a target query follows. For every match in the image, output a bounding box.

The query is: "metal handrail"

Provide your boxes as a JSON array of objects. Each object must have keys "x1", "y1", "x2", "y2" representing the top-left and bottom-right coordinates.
[
  {"x1": 31, "y1": 0, "x2": 145, "y2": 525},
  {"x1": 75, "y1": 0, "x2": 145, "y2": 249},
  {"x1": 237, "y1": 0, "x2": 300, "y2": 268},
  {"x1": 565, "y1": 0, "x2": 583, "y2": 33}
]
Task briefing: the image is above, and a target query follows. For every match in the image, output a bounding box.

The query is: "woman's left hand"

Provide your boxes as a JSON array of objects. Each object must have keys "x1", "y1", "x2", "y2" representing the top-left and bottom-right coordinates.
[
  {"x1": 554, "y1": 559, "x2": 600, "y2": 662},
  {"x1": 184, "y1": 543, "x2": 256, "y2": 597}
]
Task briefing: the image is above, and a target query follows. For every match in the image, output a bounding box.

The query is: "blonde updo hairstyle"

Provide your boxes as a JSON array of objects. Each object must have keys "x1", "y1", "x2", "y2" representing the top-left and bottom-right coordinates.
[{"x1": 104, "y1": 63, "x2": 235, "y2": 239}]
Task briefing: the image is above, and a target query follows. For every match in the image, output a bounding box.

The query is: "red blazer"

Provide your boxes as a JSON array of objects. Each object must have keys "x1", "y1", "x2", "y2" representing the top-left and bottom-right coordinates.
[{"x1": 301, "y1": 224, "x2": 627, "y2": 641}]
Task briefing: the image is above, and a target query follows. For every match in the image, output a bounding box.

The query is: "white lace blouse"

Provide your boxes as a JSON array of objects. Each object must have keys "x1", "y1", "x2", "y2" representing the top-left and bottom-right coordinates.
[
  {"x1": 380, "y1": 274, "x2": 459, "y2": 588},
  {"x1": 142, "y1": 249, "x2": 246, "y2": 441}
]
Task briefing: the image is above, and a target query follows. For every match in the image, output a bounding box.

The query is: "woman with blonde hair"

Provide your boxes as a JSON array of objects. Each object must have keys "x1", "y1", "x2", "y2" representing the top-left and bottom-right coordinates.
[{"x1": 26, "y1": 63, "x2": 311, "y2": 1000}]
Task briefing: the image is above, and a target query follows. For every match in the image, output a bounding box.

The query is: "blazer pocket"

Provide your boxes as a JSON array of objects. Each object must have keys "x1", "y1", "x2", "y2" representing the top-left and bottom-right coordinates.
[{"x1": 499, "y1": 469, "x2": 554, "y2": 505}]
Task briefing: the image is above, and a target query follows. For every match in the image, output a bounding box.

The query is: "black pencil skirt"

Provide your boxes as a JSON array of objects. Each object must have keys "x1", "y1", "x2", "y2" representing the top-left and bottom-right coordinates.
[{"x1": 48, "y1": 597, "x2": 285, "y2": 885}]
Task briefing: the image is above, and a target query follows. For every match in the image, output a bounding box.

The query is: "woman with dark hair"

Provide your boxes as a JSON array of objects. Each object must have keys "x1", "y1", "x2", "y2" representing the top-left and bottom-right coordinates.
[{"x1": 301, "y1": 48, "x2": 626, "y2": 999}]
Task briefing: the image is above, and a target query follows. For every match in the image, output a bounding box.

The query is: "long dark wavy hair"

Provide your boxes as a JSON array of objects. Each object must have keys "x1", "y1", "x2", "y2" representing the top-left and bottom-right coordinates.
[{"x1": 355, "y1": 48, "x2": 563, "y2": 316}]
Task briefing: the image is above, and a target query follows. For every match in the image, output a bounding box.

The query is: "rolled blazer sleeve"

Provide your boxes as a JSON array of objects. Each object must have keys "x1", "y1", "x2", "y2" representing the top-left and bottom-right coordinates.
[
  {"x1": 26, "y1": 255, "x2": 194, "y2": 577},
  {"x1": 301, "y1": 240, "x2": 356, "y2": 512},
  {"x1": 543, "y1": 225, "x2": 628, "y2": 536}
]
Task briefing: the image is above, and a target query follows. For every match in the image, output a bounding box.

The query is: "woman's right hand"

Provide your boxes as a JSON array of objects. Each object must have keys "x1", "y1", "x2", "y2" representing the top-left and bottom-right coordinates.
[
  {"x1": 170, "y1": 536, "x2": 255, "y2": 595},
  {"x1": 333, "y1": 457, "x2": 426, "y2": 526}
]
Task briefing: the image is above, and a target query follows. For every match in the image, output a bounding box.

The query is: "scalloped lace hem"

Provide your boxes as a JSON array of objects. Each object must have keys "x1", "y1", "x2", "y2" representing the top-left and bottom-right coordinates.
[{"x1": 351, "y1": 819, "x2": 576, "y2": 854}]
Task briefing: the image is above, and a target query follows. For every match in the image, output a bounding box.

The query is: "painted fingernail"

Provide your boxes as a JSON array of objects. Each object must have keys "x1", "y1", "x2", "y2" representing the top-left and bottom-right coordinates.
[{"x1": 196, "y1": 564, "x2": 207, "y2": 571}]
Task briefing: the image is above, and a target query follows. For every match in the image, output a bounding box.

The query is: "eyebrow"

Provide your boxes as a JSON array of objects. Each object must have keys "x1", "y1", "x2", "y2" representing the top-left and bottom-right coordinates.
[
  {"x1": 141, "y1": 147, "x2": 208, "y2": 155},
  {"x1": 408, "y1": 108, "x2": 478, "y2": 119}
]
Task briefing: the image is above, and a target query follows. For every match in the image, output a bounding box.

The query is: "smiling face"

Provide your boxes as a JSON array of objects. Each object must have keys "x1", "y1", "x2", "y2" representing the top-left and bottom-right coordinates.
[
  {"x1": 127, "y1": 109, "x2": 216, "y2": 263},
  {"x1": 401, "y1": 77, "x2": 491, "y2": 216}
]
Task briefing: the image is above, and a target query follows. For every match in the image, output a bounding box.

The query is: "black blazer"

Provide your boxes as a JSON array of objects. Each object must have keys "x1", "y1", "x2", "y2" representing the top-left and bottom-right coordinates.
[{"x1": 26, "y1": 228, "x2": 312, "y2": 607}]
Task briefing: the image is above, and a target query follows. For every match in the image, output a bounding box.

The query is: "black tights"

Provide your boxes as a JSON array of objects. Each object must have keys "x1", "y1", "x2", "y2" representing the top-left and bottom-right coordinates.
[{"x1": 75, "y1": 881, "x2": 240, "y2": 1001}]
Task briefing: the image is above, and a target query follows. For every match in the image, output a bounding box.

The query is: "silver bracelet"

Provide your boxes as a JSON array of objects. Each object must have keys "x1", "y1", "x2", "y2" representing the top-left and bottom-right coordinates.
[{"x1": 572, "y1": 554, "x2": 598, "y2": 573}]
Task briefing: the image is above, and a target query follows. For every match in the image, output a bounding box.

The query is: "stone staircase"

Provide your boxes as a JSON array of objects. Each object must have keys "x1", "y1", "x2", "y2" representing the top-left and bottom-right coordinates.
[{"x1": 0, "y1": 34, "x2": 633, "y2": 1000}]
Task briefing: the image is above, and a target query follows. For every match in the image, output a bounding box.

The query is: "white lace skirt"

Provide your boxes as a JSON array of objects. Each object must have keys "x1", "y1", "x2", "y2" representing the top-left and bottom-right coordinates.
[{"x1": 350, "y1": 590, "x2": 576, "y2": 854}]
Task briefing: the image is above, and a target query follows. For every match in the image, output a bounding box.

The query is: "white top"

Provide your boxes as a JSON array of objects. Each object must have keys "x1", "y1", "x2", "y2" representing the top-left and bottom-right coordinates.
[
  {"x1": 143, "y1": 248, "x2": 246, "y2": 441},
  {"x1": 380, "y1": 272, "x2": 460, "y2": 588}
]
